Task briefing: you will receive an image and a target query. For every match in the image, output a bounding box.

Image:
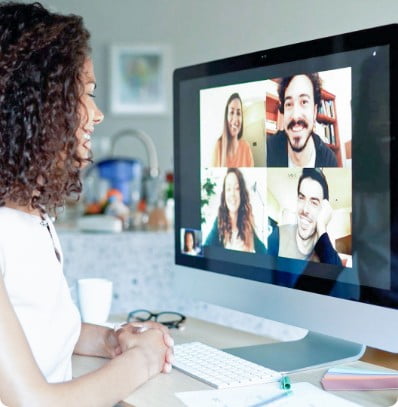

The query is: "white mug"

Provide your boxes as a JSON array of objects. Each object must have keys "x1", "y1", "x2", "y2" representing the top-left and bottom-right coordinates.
[{"x1": 77, "y1": 278, "x2": 113, "y2": 324}]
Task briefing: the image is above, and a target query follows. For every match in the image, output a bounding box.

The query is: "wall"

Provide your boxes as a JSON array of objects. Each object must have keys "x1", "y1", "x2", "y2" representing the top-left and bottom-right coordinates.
[{"x1": 39, "y1": 0, "x2": 398, "y2": 174}]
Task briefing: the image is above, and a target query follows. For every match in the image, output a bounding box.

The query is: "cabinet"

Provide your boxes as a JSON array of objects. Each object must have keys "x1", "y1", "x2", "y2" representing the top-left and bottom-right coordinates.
[
  {"x1": 264, "y1": 93, "x2": 283, "y2": 134},
  {"x1": 265, "y1": 87, "x2": 342, "y2": 166}
]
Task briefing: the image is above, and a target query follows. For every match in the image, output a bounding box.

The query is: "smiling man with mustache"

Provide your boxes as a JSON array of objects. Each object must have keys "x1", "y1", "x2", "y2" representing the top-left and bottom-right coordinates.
[{"x1": 267, "y1": 73, "x2": 338, "y2": 167}]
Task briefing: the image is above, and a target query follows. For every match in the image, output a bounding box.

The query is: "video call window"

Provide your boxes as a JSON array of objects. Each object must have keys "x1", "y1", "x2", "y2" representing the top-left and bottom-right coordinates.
[
  {"x1": 200, "y1": 81, "x2": 268, "y2": 168},
  {"x1": 201, "y1": 168, "x2": 268, "y2": 254},
  {"x1": 266, "y1": 67, "x2": 352, "y2": 169},
  {"x1": 267, "y1": 168, "x2": 352, "y2": 268},
  {"x1": 197, "y1": 67, "x2": 353, "y2": 270},
  {"x1": 180, "y1": 228, "x2": 203, "y2": 257}
]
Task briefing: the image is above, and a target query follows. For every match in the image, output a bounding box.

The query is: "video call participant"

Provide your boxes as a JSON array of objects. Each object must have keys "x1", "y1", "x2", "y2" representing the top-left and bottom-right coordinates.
[
  {"x1": 268, "y1": 169, "x2": 342, "y2": 265},
  {"x1": 267, "y1": 73, "x2": 338, "y2": 168},
  {"x1": 212, "y1": 93, "x2": 254, "y2": 167},
  {"x1": 183, "y1": 229, "x2": 199, "y2": 255},
  {"x1": 205, "y1": 168, "x2": 266, "y2": 253}
]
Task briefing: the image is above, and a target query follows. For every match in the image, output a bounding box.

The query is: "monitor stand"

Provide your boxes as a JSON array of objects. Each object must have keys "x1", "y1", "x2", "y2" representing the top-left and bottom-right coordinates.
[{"x1": 223, "y1": 331, "x2": 365, "y2": 373}]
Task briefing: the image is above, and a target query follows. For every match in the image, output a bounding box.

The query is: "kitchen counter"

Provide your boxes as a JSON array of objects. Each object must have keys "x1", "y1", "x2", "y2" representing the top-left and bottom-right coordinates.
[{"x1": 58, "y1": 229, "x2": 306, "y2": 341}]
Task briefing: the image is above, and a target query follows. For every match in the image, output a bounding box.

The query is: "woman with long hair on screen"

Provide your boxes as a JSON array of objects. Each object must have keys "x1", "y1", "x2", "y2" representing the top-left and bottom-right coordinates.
[
  {"x1": 0, "y1": 3, "x2": 173, "y2": 406},
  {"x1": 205, "y1": 168, "x2": 265, "y2": 253},
  {"x1": 212, "y1": 93, "x2": 254, "y2": 167}
]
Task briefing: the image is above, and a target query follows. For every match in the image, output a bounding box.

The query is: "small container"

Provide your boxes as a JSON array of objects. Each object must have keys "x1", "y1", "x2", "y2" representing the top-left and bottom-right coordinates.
[{"x1": 148, "y1": 204, "x2": 168, "y2": 231}]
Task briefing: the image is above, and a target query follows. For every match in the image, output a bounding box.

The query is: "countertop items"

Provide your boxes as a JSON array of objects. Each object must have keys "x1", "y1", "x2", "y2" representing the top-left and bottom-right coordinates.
[
  {"x1": 76, "y1": 215, "x2": 123, "y2": 233},
  {"x1": 58, "y1": 230, "x2": 306, "y2": 342}
]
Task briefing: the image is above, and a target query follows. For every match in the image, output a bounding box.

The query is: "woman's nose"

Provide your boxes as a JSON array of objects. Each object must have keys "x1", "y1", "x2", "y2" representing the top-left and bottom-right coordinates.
[{"x1": 94, "y1": 105, "x2": 104, "y2": 125}]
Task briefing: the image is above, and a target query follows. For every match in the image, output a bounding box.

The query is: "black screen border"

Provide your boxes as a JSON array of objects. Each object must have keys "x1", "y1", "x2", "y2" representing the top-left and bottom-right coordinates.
[{"x1": 174, "y1": 24, "x2": 398, "y2": 309}]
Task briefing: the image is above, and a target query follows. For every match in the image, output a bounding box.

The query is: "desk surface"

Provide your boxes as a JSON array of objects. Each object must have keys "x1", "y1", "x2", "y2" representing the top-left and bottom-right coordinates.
[{"x1": 72, "y1": 317, "x2": 398, "y2": 407}]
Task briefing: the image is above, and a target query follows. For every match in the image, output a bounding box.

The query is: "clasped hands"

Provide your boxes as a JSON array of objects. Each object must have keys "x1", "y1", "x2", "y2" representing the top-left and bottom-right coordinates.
[{"x1": 112, "y1": 321, "x2": 174, "y2": 375}]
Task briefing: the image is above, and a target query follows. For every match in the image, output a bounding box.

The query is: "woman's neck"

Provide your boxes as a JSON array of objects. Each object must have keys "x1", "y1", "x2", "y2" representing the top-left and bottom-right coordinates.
[
  {"x1": 4, "y1": 201, "x2": 41, "y2": 217},
  {"x1": 229, "y1": 212, "x2": 238, "y2": 231},
  {"x1": 227, "y1": 137, "x2": 239, "y2": 156}
]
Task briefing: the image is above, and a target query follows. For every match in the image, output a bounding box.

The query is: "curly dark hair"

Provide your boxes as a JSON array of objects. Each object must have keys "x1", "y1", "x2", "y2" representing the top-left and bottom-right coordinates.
[
  {"x1": 0, "y1": 2, "x2": 91, "y2": 214},
  {"x1": 277, "y1": 73, "x2": 322, "y2": 114},
  {"x1": 218, "y1": 168, "x2": 254, "y2": 250}
]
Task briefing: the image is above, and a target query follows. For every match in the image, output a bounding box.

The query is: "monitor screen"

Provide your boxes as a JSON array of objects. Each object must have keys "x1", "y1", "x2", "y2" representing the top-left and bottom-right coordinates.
[{"x1": 174, "y1": 24, "x2": 398, "y2": 355}]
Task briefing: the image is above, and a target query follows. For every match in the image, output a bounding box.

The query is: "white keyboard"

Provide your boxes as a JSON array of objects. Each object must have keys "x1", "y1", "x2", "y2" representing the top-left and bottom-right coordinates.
[{"x1": 173, "y1": 342, "x2": 282, "y2": 389}]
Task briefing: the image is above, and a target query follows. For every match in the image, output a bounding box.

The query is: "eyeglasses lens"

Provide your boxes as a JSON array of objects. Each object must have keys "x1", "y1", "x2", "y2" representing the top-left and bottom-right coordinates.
[{"x1": 128, "y1": 310, "x2": 152, "y2": 322}]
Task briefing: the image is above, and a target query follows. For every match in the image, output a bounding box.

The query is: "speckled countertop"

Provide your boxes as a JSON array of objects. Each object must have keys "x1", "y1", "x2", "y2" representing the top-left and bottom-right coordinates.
[{"x1": 58, "y1": 229, "x2": 305, "y2": 341}]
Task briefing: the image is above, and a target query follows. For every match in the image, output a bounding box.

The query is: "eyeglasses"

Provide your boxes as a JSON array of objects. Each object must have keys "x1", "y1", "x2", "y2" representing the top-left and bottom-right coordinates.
[{"x1": 127, "y1": 309, "x2": 186, "y2": 329}]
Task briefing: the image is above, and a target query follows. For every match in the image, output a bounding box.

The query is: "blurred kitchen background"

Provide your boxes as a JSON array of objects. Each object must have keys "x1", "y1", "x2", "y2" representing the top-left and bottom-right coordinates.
[{"x1": 39, "y1": 0, "x2": 397, "y2": 340}]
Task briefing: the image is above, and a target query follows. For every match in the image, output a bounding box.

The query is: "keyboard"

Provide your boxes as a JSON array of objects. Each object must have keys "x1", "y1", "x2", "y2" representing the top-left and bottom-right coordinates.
[{"x1": 173, "y1": 341, "x2": 282, "y2": 389}]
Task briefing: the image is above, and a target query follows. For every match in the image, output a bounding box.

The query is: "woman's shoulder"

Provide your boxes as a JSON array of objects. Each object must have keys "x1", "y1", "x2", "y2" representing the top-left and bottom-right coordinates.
[
  {"x1": 237, "y1": 139, "x2": 254, "y2": 166},
  {"x1": 0, "y1": 207, "x2": 40, "y2": 239},
  {"x1": 0, "y1": 207, "x2": 20, "y2": 229},
  {"x1": 238, "y1": 139, "x2": 251, "y2": 150}
]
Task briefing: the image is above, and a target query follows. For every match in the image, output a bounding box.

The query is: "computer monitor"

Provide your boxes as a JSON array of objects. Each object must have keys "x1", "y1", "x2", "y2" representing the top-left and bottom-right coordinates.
[{"x1": 173, "y1": 24, "x2": 398, "y2": 372}]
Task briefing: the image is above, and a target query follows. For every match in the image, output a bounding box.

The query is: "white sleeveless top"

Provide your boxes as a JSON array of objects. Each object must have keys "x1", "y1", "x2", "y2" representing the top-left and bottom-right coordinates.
[{"x1": 0, "y1": 207, "x2": 81, "y2": 386}]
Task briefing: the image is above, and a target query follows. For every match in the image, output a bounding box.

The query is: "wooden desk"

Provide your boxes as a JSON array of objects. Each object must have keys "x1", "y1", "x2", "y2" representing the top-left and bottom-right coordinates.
[{"x1": 72, "y1": 317, "x2": 398, "y2": 407}]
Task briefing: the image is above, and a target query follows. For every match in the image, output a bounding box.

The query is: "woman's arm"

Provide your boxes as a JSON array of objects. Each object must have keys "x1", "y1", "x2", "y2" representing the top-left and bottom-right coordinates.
[
  {"x1": 73, "y1": 323, "x2": 121, "y2": 359},
  {"x1": 248, "y1": 148, "x2": 254, "y2": 167},
  {"x1": 0, "y1": 275, "x2": 170, "y2": 407},
  {"x1": 211, "y1": 138, "x2": 221, "y2": 166}
]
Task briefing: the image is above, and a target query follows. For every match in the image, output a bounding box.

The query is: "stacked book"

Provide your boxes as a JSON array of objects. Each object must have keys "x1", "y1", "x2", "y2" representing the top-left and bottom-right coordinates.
[{"x1": 322, "y1": 366, "x2": 398, "y2": 391}]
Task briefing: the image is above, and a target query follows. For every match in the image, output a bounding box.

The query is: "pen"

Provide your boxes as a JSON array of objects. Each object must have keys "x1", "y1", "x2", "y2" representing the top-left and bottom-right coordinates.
[{"x1": 249, "y1": 390, "x2": 292, "y2": 407}]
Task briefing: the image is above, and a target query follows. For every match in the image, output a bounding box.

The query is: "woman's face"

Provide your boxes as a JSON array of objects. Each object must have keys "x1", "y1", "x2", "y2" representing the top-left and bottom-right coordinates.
[
  {"x1": 224, "y1": 172, "x2": 241, "y2": 215},
  {"x1": 76, "y1": 58, "x2": 104, "y2": 165},
  {"x1": 185, "y1": 232, "x2": 194, "y2": 251},
  {"x1": 226, "y1": 98, "x2": 242, "y2": 139}
]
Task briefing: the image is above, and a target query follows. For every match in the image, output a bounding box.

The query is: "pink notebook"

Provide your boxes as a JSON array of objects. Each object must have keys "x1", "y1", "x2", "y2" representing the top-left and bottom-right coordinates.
[{"x1": 322, "y1": 367, "x2": 398, "y2": 391}]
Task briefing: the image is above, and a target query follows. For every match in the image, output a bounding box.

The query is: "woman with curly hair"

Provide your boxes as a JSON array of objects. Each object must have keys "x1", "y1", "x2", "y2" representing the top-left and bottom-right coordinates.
[
  {"x1": 0, "y1": 2, "x2": 173, "y2": 406},
  {"x1": 211, "y1": 93, "x2": 254, "y2": 167},
  {"x1": 205, "y1": 168, "x2": 266, "y2": 253}
]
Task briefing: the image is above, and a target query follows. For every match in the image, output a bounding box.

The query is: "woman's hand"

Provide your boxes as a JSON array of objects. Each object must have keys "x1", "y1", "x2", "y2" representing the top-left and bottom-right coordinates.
[{"x1": 115, "y1": 321, "x2": 174, "y2": 374}]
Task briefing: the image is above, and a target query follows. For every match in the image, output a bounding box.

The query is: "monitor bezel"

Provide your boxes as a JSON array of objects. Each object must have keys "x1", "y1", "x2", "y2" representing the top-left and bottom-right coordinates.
[{"x1": 173, "y1": 24, "x2": 398, "y2": 311}]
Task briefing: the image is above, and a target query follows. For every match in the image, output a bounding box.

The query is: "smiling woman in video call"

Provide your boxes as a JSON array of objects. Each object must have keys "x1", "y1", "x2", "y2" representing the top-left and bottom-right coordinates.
[
  {"x1": 205, "y1": 168, "x2": 266, "y2": 253},
  {"x1": 212, "y1": 93, "x2": 254, "y2": 167},
  {"x1": 0, "y1": 2, "x2": 173, "y2": 406}
]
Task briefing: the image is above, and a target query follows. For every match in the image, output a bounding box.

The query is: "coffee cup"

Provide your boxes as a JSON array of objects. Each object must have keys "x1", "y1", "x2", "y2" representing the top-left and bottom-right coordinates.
[{"x1": 77, "y1": 278, "x2": 113, "y2": 324}]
